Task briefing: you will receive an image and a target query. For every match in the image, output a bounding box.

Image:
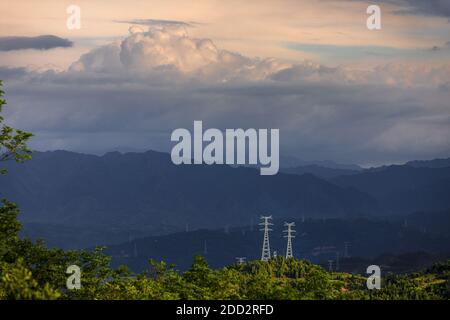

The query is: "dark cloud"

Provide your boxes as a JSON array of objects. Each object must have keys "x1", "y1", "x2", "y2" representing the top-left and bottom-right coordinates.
[
  {"x1": 349, "y1": 0, "x2": 450, "y2": 17},
  {"x1": 0, "y1": 66, "x2": 28, "y2": 79},
  {"x1": 397, "y1": 0, "x2": 450, "y2": 17},
  {"x1": 3, "y1": 68, "x2": 449, "y2": 166},
  {"x1": 0, "y1": 35, "x2": 73, "y2": 51},
  {"x1": 114, "y1": 19, "x2": 198, "y2": 28}
]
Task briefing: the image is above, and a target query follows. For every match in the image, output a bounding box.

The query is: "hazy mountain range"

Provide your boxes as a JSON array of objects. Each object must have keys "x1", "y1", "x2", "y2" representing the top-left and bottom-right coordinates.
[
  {"x1": 0, "y1": 150, "x2": 378, "y2": 231},
  {"x1": 1, "y1": 150, "x2": 449, "y2": 255}
]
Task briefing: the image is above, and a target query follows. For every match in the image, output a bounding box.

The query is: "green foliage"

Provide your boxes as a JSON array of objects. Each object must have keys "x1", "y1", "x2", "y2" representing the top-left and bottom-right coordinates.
[
  {"x1": 0, "y1": 200, "x2": 21, "y2": 260},
  {"x1": 0, "y1": 80, "x2": 33, "y2": 174},
  {"x1": 0, "y1": 258, "x2": 60, "y2": 300}
]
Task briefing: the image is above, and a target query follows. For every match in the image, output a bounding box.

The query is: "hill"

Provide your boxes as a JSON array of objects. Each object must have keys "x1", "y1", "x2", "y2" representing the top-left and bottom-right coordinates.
[
  {"x1": 103, "y1": 214, "x2": 450, "y2": 271},
  {"x1": 281, "y1": 164, "x2": 359, "y2": 179},
  {"x1": 0, "y1": 150, "x2": 378, "y2": 233},
  {"x1": 332, "y1": 165, "x2": 450, "y2": 214}
]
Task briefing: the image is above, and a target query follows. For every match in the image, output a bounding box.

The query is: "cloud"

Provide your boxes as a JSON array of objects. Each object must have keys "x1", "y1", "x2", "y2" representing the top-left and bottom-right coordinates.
[
  {"x1": 0, "y1": 35, "x2": 73, "y2": 51},
  {"x1": 0, "y1": 66, "x2": 28, "y2": 79},
  {"x1": 286, "y1": 42, "x2": 446, "y2": 60},
  {"x1": 395, "y1": 0, "x2": 450, "y2": 17},
  {"x1": 68, "y1": 26, "x2": 450, "y2": 87},
  {"x1": 115, "y1": 19, "x2": 198, "y2": 28},
  {"x1": 349, "y1": 0, "x2": 450, "y2": 18},
  {"x1": 6, "y1": 71, "x2": 449, "y2": 165},
  {"x1": 2, "y1": 26, "x2": 450, "y2": 165},
  {"x1": 70, "y1": 26, "x2": 291, "y2": 81}
]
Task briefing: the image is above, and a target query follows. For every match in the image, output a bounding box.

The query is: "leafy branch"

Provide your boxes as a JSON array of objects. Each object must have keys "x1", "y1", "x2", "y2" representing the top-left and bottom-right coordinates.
[{"x1": 0, "y1": 80, "x2": 33, "y2": 174}]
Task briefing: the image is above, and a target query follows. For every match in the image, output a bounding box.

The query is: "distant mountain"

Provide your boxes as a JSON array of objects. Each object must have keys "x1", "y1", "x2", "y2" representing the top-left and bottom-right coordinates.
[
  {"x1": 0, "y1": 150, "x2": 377, "y2": 233},
  {"x1": 333, "y1": 165, "x2": 450, "y2": 214},
  {"x1": 280, "y1": 155, "x2": 362, "y2": 171},
  {"x1": 401, "y1": 210, "x2": 450, "y2": 236},
  {"x1": 20, "y1": 222, "x2": 169, "y2": 250},
  {"x1": 281, "y1": 165, "x2": 359, "y2": 179},
  {"x1": 336, "y1": 252, "x2": 450, "y2": 274},
  {"x1": 405, "y1": 158, "x2": 450, "y2": 169}
]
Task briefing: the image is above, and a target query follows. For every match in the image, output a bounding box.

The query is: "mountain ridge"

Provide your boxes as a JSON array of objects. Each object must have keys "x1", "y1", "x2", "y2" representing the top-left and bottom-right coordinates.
[{"x1": 0, "y1": 150, "x2": 378, "y2": 233}]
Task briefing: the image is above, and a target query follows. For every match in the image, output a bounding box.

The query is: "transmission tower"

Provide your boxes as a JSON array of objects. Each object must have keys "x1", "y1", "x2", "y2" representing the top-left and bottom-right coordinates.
[
  {"x1": 344, "y1": 242, "x2": 351, "y2": 258},
  {"x1": 335, "y1": 251, "x2": 340, "y2": 271},
  {"x1": 259, "y1": 216, "x2": 273, "y2": 261},
  {"x1": 328, "y1": 260, "x2": 334, "y2": 272},
  {"x1": 133, "y1": 242, "x2": 138, "y2": 258},
  {"x1": 283, "y1": 222, "x2": 296, "y2": 259},
  {"x1": 203, "y1": 240, "x2": 208, "y2": 255}
]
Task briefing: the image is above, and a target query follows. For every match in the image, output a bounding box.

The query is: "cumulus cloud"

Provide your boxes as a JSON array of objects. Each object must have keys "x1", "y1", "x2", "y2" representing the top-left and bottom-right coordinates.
[
  {"x1": 68, "y1": 26, "x2": 450, "y2": 88},
  {"x1": 2, "y1": 26, "x2": 450, "y2": 165},
  {"x1": 0, "y1": 35, "x2": 73, "y2": 51},
  {"x1": 70, "y1": 26, "x2": 291, "y2": 81}
]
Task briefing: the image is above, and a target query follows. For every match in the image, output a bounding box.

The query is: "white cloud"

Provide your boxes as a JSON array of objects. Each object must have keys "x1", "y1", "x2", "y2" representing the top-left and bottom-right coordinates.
[
  {"x1": 67, "y1": 26, "x2": 450, "y2": 89},
  {"x1": 69, "y1": 26, "x2": 291, "y2": 82}
]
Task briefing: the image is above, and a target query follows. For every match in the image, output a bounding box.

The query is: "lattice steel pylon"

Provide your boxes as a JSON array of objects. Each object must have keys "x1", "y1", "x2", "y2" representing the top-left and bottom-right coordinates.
[
  {"x1": 344, "y1": 242, "x2": 351, "y2": 258},
  {"x1": 283, "y1": 222, "x2": 296, "y2": 259},
  {"x1": 259, "y1": 216, "x2": 273, "y2": 261},
  {"x1": 328, "y1": 260, "x2": 334, "y2": 272}
]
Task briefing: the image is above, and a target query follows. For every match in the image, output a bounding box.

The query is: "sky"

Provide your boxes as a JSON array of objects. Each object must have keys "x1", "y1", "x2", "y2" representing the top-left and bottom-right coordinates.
[{"x1": 0, "y1": 0, "x2": 449, "y2": 166}]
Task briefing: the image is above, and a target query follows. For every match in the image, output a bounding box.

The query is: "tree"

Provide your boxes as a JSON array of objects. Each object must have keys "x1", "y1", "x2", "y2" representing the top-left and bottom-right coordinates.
[
  {"x1": 0, "y1": 80, "x2": 32, "y2": 262},
  {"x1": 0, "y1": 80, "x2": 33, "y2": 174}
]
